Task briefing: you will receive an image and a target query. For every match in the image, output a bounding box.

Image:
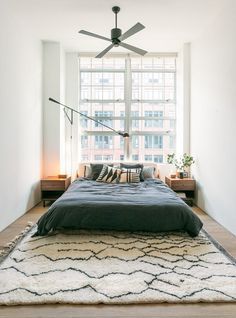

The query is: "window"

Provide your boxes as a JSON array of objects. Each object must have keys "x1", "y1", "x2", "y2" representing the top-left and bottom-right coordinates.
[
  {"x1": 81, "y1": 136, "x2": 88, "y2": 148},
  {"x1": 94, "y1": 111, "x2": 113, "y2": 128},
  {"x1": 79, "y1": 56, "x2": 176, "y2": 162},
  {"x1": 144, "y1": 111, "x2": 163, "y2": 128},
  {"x1": 145, "y1": 135, "x2": 163, "y2": 149},
  {"x1": 132, "y1": 136, "x2": 139, "y2": 148},
  {"x1": 132, "y1": 154, "x2": 139, "y2": 161},
  {"x1": 154, "y1": 155, "x2": 163, "y2": 163},
  {"x1": 95, "y1": 155, "x2": 113, "y2": 161},
  {"x1": 80, "y1": 111, "x2": 88, "y2": 128},
  {"x1": 145, "y1": 155, "x2": 152, "y2": 161},
  {"x1": 144, "y1": 155, "x2": 163, "y2": 163},
  {"x1": 131, "y1": 111, "x2": 139, "y2": 129},
  {"x1": 95, "y1": 136, "x2": 113, "y2": 149}
]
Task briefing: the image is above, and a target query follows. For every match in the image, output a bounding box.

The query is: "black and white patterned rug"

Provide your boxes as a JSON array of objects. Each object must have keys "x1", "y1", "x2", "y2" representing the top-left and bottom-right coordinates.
[{"x1": 0, "y1": 224, "x2": 236, "y2": 305}]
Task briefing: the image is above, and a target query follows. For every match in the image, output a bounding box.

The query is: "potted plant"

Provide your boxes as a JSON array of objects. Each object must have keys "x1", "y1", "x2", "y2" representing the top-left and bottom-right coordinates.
[{"x1": 167, "y1": 153, "x2": 195, "y2": 178}]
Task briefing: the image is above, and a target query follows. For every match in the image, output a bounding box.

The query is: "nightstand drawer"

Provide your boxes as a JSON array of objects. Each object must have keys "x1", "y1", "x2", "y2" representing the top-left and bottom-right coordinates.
[
  {"x1": 41, "y1": 180, "x2": 66, "y2": 191},
  {"x1": 170, "y1": 180, "x2": 195, "y2": 191}
]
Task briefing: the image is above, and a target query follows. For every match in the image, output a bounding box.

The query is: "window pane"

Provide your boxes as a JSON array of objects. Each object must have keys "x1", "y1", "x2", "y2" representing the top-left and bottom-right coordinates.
[{"x1": 80, "y1": 71, "x2": 124, "y2": 101}]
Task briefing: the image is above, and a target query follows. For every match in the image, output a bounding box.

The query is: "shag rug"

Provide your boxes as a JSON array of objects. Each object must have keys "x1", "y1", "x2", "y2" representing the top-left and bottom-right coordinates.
[{"x1": 0, "y1": 223, "x2": 236, "y2": 305}]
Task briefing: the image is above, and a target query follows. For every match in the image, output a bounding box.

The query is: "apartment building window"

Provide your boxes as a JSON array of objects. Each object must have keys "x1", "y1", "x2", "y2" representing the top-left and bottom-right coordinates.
[
  {"x1": 144, "y1": 111, "x2": 163, "y2": 128},
  {"x1": 94, "y1": 111, "x2": 113, "y2": 128},
  {"x1": 80, "y1": 111, "x2": 88, "y2": 128},
  {"x1": 81, "y1": 135, "x2": 88, "y2": 148},
  {"x1": 95, "y1": 136, "x2": 113, "y2": 149},
  {"x1": 154, "y1": 155, "x2": 163, "y2": 163},
  {"x1": 79, "y1": 56, "x2": 176, "y2": 162},
  {"x1": 132, "y1": 154, "x2": 139, "y2": 161},
  {"x1": 132, "y1": 136, "x2": 139, "y2": 148},
  {"x1": 144, "y1": 155, "x2": 163, "y2": 163},
  {"x1": 145, "y1": 155, "x2": 152, "y2": 161},
  {"x1": 145, "y1": 135, "x2": 163, "y2": 149}
]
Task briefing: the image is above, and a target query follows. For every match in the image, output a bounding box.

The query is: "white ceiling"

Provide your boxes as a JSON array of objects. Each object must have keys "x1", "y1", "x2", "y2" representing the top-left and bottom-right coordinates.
[{"x1": 6, "y1": 0, "x2": 227, "y2": 53}]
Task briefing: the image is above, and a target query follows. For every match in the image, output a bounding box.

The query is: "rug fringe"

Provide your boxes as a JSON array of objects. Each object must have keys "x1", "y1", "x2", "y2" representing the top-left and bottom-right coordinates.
[{"x1": 0, "y1": 222, "x2": 34, "y2": 259}]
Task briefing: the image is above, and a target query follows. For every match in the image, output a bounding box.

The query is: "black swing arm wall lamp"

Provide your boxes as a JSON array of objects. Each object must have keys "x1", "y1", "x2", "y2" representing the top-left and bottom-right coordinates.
[{"x1": 49, "y1": 97, "x2": 130, "y2": 138}]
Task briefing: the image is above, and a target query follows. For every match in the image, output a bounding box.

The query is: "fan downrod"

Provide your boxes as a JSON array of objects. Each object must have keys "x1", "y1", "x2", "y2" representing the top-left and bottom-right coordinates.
[{"x1": 112, "y1": 6, "x2": 120, "y2": 14}]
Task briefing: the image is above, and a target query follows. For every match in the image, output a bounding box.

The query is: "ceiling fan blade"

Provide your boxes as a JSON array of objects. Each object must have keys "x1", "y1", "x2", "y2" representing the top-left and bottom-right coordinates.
[
  {"x1": 119, "y1": 42, "x2": 147, "y2": 56},
  {"x1": 119, "y1": 22, "x2": 145, "y2": 42},
  {"x1": 95, "y1": 44, "x2": 114, "y2": 58},
  {"x1": 79, "y1": 30, "x2": 111, "y2": 42}
]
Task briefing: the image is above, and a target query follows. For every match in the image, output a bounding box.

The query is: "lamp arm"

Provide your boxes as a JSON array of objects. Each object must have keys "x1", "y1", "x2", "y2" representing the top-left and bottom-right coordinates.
[{"x1": 49, "y1": 97, "x2": 129, "y2": 137}]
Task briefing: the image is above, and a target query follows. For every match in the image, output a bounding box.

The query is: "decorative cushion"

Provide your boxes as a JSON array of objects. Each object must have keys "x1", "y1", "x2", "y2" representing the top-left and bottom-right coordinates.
[
  {"x1": 120, "y1": 163, "x2": 144, "y2": 181},
  {"x1": 96, "y1": 165, "x2": 121, "y2": 183},
  {"x1": 119, "y1": 170, "x2": 140, "y2": 183},
  {"x1": 90, "y1": 163, "x2": 113, "y2": 180},
  {"x1": 142, "y1": 166, "x2": 156, "y2": 179}
]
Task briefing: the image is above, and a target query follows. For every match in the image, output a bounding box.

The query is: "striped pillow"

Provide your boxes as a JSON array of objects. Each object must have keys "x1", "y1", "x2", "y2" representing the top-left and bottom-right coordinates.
[
  {"x1": 120, "y1": 163, "x2": 144, "y2": 181},
  {"x1": 96, "y1": 165, "x2": 121, "y2": 183},
  {"x1": 119, "y1": 170, "x2": 140, "y2": 183}
]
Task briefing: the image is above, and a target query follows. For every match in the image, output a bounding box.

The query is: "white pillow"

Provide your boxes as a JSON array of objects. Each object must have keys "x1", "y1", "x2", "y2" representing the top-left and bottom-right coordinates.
[
  {"x1": 142, "y1": 166, "x2": 156, "y2": 179},
  {"x1": 84, "y1": 164, "x2": 92, "y2": 178}
]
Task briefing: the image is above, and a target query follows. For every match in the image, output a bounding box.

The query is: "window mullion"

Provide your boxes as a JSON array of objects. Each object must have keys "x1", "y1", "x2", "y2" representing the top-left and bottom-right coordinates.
[{"x1": 124, "y1": 56, "x2": 132, "y2": 160}]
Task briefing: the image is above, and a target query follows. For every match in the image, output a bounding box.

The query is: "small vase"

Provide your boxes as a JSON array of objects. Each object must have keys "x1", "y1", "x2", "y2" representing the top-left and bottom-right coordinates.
[{"x1": 179, "y1": 171, "x2": 184, "y2": 179}]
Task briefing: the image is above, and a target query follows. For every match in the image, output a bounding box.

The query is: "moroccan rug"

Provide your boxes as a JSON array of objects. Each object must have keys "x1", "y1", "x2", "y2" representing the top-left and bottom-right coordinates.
[{"x1": 0, "y1": 223, "x2": 236, "y2": 305}]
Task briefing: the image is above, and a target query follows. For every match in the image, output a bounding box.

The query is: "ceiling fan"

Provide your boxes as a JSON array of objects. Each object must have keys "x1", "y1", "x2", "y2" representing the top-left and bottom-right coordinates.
[{"x1": 78, "y1": 6, "x2": 147, "y2": 58}]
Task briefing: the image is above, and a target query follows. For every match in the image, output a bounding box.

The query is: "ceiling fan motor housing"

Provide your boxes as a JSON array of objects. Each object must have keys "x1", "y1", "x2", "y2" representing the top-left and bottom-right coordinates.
[{"x1": 111, "y1": 28, "x2": 122, "y2": 46}]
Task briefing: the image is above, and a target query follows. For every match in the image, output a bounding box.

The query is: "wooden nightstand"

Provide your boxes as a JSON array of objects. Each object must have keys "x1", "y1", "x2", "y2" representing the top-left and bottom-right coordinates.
[
  {"x1": 41, "y1": 176, "x2": 71, "y2": 207},
  {"x1": 165, "y1": 176, "x2": 195, "y2": 206}
]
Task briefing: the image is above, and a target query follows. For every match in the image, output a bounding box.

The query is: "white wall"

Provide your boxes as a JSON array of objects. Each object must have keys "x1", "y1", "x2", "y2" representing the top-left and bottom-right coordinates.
[
  {"x1": 42, "y1": 42, "x2": 62, "y2": 177},
  {"x1": 0, "y1": 4, "x2": 42, "y2": 231},
  {"x1": 64, "y1": 53, "x2": 79, "y2": 178},
  {"x1": 42, "y1": 42, "x2": 67, "y2": 177},
  {"x1": 176, "y1": 44, "x2": 191, "y2": 156},
  {"x1": 191, "y1": 1, "x2": 236, "y2": 235}
]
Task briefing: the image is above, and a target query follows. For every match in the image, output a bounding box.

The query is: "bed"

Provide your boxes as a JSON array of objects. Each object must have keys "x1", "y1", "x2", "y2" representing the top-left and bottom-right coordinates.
[{"x1": 35, "y1": 176, "x2": 203, "y2": 237}]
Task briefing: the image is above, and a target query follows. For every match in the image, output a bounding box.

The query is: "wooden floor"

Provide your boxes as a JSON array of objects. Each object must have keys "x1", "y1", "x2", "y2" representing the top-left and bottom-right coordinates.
[{"x1": 0, "y1": 203, "x2": 236, "y2": 318}]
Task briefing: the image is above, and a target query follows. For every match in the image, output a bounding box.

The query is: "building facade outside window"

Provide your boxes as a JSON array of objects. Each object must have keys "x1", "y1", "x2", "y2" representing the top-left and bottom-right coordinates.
[{"x1": 78, "y1": 55, "x2": 176, "y2": 162}]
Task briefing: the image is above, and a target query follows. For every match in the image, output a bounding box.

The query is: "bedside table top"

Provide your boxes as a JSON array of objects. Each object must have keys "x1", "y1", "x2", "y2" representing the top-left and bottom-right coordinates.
[
  {"x1": 41, "y1": 176, "x2": 71, "y2": 181},
  {"x1": 165, "y1": 176, "x2": 195, "y2": 181}
]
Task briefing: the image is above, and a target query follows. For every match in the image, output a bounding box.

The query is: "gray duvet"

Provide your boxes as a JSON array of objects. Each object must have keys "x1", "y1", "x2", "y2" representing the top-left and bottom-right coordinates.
[{"x1": 35, "y1": 178, "x2": 203, "y2": 237}]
